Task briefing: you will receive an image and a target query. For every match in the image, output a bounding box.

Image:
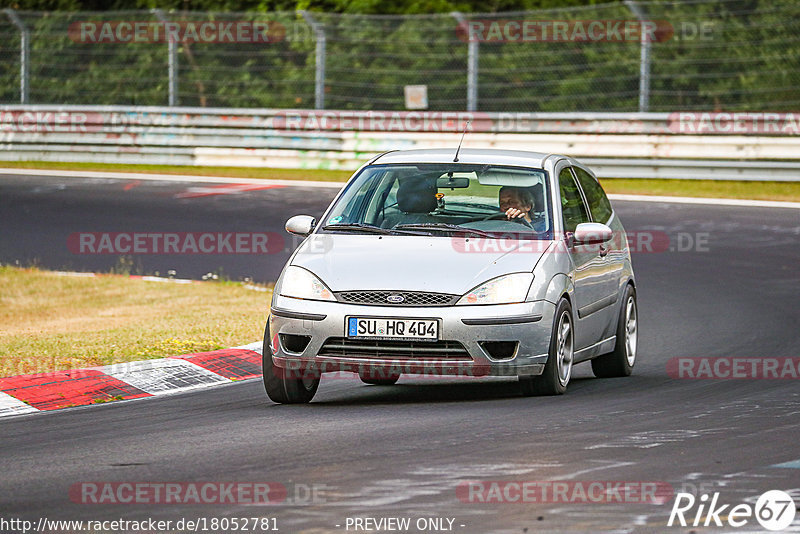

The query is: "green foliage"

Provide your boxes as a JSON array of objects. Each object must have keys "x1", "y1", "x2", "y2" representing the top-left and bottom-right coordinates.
[
  {"x1": 1, "y1": 0, "x2": 608, "y2": 12},
  {"x1": 0, "y1": 1, "x2": 798, "y2": 111}
]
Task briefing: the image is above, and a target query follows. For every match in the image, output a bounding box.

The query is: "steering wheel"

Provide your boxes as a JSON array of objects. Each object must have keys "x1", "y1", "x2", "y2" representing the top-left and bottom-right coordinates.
[{"x1": 481, "y1": 212, "x2": 534, "y2": 229}]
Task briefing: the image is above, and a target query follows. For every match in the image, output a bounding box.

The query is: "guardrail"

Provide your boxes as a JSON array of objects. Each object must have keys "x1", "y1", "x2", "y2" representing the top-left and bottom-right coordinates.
[{"x1": 1, "y1": 106, "x2": 799, "y2": 181}]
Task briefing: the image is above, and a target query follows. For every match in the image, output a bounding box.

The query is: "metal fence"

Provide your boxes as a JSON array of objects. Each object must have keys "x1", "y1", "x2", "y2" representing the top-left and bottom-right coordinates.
[
  {"x1": 2, "y1": 0, "x2": 799, "y2": 112},
  {"x1": 2, "y1": 106, "x2": 799, "y2": 180}
]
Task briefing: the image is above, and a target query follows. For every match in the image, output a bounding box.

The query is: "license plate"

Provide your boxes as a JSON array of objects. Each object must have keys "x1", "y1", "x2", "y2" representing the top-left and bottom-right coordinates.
[{"x1": 347, "y1": 317, "x2": 438, "y2": 341}]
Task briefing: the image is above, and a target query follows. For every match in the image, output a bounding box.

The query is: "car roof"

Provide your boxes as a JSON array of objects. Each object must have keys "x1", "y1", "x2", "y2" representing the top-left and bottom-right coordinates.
[{"x1": 370, "y1": 148, "x2": 556, "y2": 168}]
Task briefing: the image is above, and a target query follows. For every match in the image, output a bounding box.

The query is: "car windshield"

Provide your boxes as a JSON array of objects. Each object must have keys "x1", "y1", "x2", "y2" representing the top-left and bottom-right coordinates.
[{"x1": 320, "y1": 163, "x2": 553, "y2": 240}]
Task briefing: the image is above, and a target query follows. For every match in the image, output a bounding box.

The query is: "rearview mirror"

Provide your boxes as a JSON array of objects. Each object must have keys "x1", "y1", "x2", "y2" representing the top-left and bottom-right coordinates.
[
  {"x1": 574, "y1": 222, "x2": 613, "y2": 245},
  {"x1": 285, "y1": 215, "x2": 316, "y2": 236},
  {"x1": 436, "y1": 176, "x2": 470, "y2": 189}
]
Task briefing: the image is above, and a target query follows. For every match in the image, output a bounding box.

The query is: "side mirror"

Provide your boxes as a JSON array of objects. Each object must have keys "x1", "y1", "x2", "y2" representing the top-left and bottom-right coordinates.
[
  {"x1": 285, "y1": 215, "x2": 316, "y2": 236},
  {"x1": 574, "y1": 222, "x2": 612, "y2": 245}
]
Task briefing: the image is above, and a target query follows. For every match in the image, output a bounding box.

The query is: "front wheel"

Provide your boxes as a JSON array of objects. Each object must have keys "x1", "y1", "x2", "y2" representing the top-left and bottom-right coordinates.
[
  {"x1": 591, "y1": 285, "x2": 637, "y2": 378},
  {"x1": 262, "y1": 322, "x2": 319, "y2": 404},
  {"x1": 519, "y1": 298, "x2": 573, "y2": 396}
]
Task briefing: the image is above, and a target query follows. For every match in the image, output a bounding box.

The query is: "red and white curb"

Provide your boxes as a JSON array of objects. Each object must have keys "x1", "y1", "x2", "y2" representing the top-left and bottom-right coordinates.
[{"x1": 0, "y1": 342, "x2": 263, "y2": 419}]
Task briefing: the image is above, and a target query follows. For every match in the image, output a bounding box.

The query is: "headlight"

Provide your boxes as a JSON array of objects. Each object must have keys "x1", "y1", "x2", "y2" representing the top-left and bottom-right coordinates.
[
  {"x1": 457, "y1": 273, "x2": 534, "y2": 306},
  {"x1": 279, "y1": 266, "x2": 335, "y2": 302}
]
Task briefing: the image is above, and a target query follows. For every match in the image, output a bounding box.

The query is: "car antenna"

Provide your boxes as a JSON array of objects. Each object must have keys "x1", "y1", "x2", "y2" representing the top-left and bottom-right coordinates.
[{"x1": 453, "y1": 120, "x2": 470, "y2": 162}]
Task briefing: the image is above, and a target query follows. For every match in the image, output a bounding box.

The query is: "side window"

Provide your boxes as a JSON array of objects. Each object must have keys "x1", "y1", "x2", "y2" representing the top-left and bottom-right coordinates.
[
  {"x1": 364, "y1": 173, "x2": 398, "y2": 225},
  {"x1": 332, "y1": 171, "x2": 384, "y2": 225},
  {"x1": 573, "y1": 167, "x2": 613, "y2": 224},
  {"x1": 558, "y1": 168, "x2": 590, "y2": 233}
]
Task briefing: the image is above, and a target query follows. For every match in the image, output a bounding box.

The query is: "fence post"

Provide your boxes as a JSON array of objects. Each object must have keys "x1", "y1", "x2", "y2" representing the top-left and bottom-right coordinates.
[
  {"x1": 4, "y1": 9, "x2": 29, "y2": 104},
  {"x1": 152, "y1": 9, "x2": 178, "y2": 107},
  {"x1": 451, "y1": 12, "x2": 478, "y2": 111},
  {"x1": 300, "y1": 11, "x2": 326, "y2": 110},
  {"x1": 625, "y1": 0, "x2": 651, "y2": 112}
]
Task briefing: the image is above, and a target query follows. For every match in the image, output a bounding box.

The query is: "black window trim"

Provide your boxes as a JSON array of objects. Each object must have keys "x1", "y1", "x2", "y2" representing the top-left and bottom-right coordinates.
[
  {"x1": 569, "y1": 165, "x2": 615, "y2": 226},
  {"x1": 557, "y1": 165, "x2": 592, "y2": 233}
]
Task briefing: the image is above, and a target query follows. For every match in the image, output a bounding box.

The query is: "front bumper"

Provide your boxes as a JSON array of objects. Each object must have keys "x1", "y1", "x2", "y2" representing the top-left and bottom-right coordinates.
[{"x1": 268, "y1": 294, "x2": 555, "y2": 378}]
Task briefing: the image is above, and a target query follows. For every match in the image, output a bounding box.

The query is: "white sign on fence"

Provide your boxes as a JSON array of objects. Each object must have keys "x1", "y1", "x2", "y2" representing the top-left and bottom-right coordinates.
[{"x1": 404, "y1": 85, "x2": 428, "y2": 110}]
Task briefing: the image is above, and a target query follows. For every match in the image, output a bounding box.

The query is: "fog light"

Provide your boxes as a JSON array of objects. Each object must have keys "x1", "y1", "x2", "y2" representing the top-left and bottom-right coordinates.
[
  {"x1": 480, "y1": 341, "x2": 518, "y2": 361},
  {"x1": 279, "y1": 334, "x2": 312, "y2": 354}
]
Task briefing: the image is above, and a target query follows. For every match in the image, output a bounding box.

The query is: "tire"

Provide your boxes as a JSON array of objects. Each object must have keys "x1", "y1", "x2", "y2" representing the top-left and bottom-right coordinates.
[
  {"x1": 519, "y1": 298, "x2": 573, "y2": 396},
  {"x1": 261, "y1": 322, "x2": 319, "y2": 404},
  {"x1": 359, "y1": 373, "x2": 400, "y2": 386},
  {"x1": 591, "y1": 285, "x2": 637, "y2": 378}
]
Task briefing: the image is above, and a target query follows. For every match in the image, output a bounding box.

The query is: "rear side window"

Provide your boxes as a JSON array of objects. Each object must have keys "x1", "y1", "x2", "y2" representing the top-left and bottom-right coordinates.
[
  {"x1": 573, "y1": 167, "x2": 613, "y2": 224},
  {"x1": 558, "y1": 168, "x2": 590, "y2": 233}
]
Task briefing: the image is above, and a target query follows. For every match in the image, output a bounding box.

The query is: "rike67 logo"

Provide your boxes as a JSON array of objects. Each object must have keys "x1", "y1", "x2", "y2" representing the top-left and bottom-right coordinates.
[{"x1": 668, "y1": 490, "x2": 796, "y2": 531}]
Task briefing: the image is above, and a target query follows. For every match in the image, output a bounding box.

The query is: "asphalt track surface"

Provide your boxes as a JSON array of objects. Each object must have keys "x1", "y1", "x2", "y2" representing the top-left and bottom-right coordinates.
[{"x1": 1, "y1": 173, "x2": 799, "y2": 533}]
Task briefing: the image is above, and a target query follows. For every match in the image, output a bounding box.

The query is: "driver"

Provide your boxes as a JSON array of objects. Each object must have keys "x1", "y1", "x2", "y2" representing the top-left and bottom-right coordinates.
[{"x1": 498, "y1": 186, "x2": 534, "y2": 223}]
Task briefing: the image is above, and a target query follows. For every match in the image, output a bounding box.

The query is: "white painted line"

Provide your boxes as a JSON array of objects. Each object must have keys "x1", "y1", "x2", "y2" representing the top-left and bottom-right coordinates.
[
  {"x1": 608, "y1": 193, "x2": 800, "y2": 209},
  {"x1": 242, "y1": 284, "x2": 270, "y2": 292},
  {"x1": 0, "y1": 168, "x2": 344, "y2": 189},
  {"x1": 771, "y1": 459, "x2": 800, "y2": 469},
  {"x1": 0, "y1": 392, "x2": 38, "y2": 417},
  {"x1": 139, "y1": 276, "x2": 195, "y2": 284},
  {"x1": 54, "y1": 272, "x2": 199, "y2": 284},
  {"x1": 101, "y1": 358, "x2": 229, "y2": 395}
]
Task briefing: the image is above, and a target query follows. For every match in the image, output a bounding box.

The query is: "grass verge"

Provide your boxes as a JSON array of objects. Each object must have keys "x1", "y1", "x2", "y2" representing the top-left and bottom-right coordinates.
[
  {"x1": 1, "y1": 161, "x2": 799, "y2": 201},
  {"x1": 0, "y1": 265, "x2": 271, "y2": 378},
  {"x1": 0, "y1": 161, "x2": 352, "y2": 182},
  {"x1": 599, "y1": 178, "x2": 800, "y2": 202}
]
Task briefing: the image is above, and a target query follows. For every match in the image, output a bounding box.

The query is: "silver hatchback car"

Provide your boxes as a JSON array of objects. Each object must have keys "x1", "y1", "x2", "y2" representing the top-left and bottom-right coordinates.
[{"x1": 263, "y1": 148, "x2": 637, "y2": 403}]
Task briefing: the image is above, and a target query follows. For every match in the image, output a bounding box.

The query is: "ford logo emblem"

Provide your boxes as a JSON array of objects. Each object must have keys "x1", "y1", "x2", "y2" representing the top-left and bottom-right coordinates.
[{"x1": 386, "y1": 294, "x2": 405, "y2": 303}]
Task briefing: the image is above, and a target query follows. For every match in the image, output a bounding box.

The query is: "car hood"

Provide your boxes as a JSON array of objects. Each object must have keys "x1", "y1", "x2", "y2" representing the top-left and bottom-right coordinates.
[{"x1": 290, "y1": 234, "x2": 551, "y2": 295}]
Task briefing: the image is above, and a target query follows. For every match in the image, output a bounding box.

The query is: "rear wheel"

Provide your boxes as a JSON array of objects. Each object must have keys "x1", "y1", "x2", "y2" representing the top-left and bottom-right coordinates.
[
  {"x1": 519, "y1": 298, "x2": 573, "y2": 396},
  {"x1": 262, "y1": 322, "x2": 319, "y2": 404},
  {"x1": 591, "y1": 285, "x2": 637, "y2": 378}
]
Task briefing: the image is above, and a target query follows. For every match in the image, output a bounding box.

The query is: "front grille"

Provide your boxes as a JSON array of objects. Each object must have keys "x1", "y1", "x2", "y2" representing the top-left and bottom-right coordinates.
[
  {"x1": 318, "y1": 337, "x2": 471, "y2": 360},
  {"x1": 335, "y1": 291, "x2": 458, "y2": 307}
]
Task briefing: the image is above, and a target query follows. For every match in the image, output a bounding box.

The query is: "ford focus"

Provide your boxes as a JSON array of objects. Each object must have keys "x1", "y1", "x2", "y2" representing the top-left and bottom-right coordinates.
[{"x1": 263, "y1": 148, "x2": 637, "y2": 403}]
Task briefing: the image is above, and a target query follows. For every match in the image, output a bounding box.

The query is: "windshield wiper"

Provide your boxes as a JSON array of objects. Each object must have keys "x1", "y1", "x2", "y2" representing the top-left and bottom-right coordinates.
[
  {"x1": 394, "y1": 223, "x2": 496, "y2": 238},
  {"x1": 322, "y1": 223, "x2": 393, "y2": 235},
  {"x1": 322, "y1": 223, "x2": 430, "y2": 236}
]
